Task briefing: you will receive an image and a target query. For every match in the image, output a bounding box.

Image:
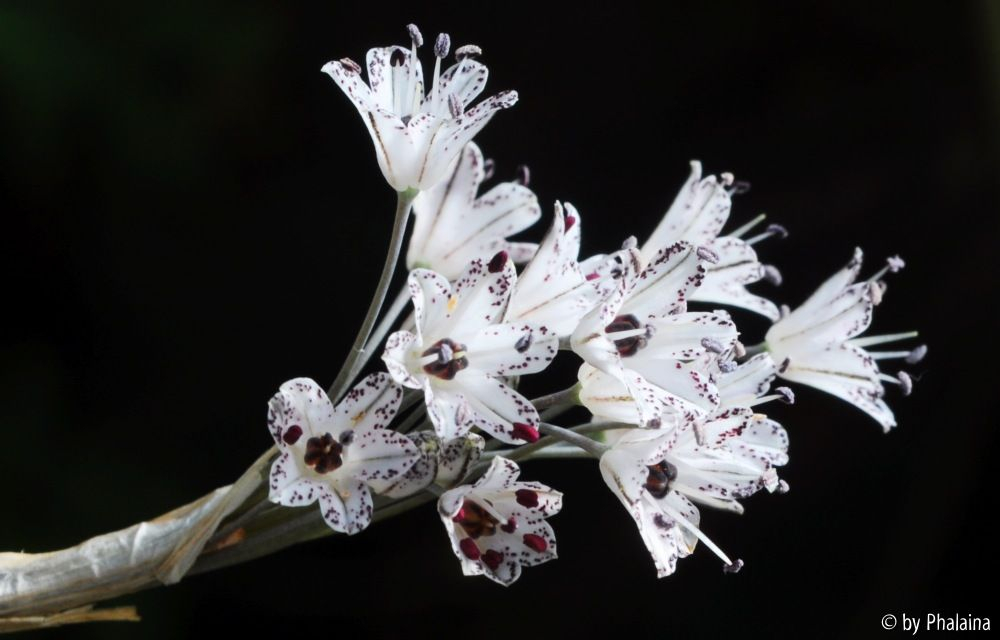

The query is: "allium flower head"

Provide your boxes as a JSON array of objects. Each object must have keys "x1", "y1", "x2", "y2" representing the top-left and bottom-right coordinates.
[
  {"x1": 266, "y1": 375, "x2": 420, "y2": 534},
  {"x1": 438, "y1": 456, "x2": 562, "y2": 585},
  {"x1": 323, "y1": 25, "x2": 517, "y2": 193}
]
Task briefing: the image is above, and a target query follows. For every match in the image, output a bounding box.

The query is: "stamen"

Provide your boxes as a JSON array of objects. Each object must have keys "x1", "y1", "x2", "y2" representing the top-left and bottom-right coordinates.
[
  {"x1": 453, "y1": 500, "x2": 499, "y2": 539},
  {"x1": 516, "y1": 164, "x2": 530, "y2": 187},
  {"x1": 776, "y1": 479, "x2": 790, "y2": 494},
  {"x1": 887, "y1": 255, "x2": 905, "y2": 273},
  {"x1": 778, "y1": 357, "x2": 790, "y2": 374},
  {"x1": 282, "y1": 425, "x2": 303, "y2": 445},
  {"x1": 850, "y1": 331, "x2": 919, "y2": 348},
  {"x1": 733, "y1": 341, "x2": 747, "y2": 358},
  {"x1": 720, "y1": 172, "x2": 735, "y2": 186},
  {"x1": 434, "y1": 32, "x2": 451, "y2": 58},
  {"x1": 407, "y1": 24, "x2": 424, "y2": 48},
  {"x1": 779, "y1": 304, "x2": 791, "y2": 319},
  {"x1": 515, "y1": 332, "x2": 533, "y2": 353},
  {"x1": 522, "y1": 533, "x2": 548, "y2": 553},
  {"x1": 304, "y1": 433, "x2": 344, "y2": 474},
  {"x1": 488, "y1": 250, "x2": 509, "y2": 273},
  {"x1": 905, "y1": 344, "x2": 928, "y2": 364},
  {"x1": 701, "y1": 337, "x2": 725, "y2": 354},
  {"x1": 728, "y1": 180, "x2": 751, "y2": 196},
  {"x1": 762, "y1": 264, "x2": 783, "y2": 286},
  {"x1": 338, "y1": 57, "x2": 362, "y2": 74},
  {"x1": 511, "y1": 423, "x2": 540, "y2": 443},
  {"x1": 455, "y1": 44, "x2": 482, "y2": 60},
  {"x1": 745, "y1": 223, "x2": 788, "y2": 245},
  {"x1": 718, "y1": 359, "x2": 737, "y2": 374},
  {"x1": 728, "y1": 213, "x2": 767, "y2": 239},
  {"x1": 723, "y1": 559, "x2": 744, "y2": 574},
  {"x1": 605, "y1": 314, "x2": 647, "y2": 357},
  {"x1": 774, "y1": 386, "x2": 795, "y2": 404},
  {"x1": 421, "y1": 338, "x2": 469, "y2": 380},
  {"x1": 500, "y1": 517, "x2": 517, "y2": 533},
  {"x1": 696, "y1": 246, "x2": 720, "y2": 264},
  {"x1": 654, "y1": 495, "x2": 734, "y2": 566},
  {"x1": 482, "y1": 158, "x2": 496, "y2": 181},
  {"x1": 897, "y1": 371, "x2": 913, "y2": 396},
  {"x1": 644, "y1": 460, "x2": 678, "y2": 499},
  {"x1": 389, "y1": 49, "x2": 407, "y2": 67},
  {"x1": 621, "y1": 236, "x2": 638, "y2": 250}
]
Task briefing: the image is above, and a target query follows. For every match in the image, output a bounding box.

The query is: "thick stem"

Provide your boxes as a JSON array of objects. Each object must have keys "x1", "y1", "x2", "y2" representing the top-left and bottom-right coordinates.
[
  {"x1": 531, "y1": 384, "x2": 581, "y2": 411},
  {"x1": 537, "y1": 423, "x2": 609, "y2": 457},
  {"x1": 328, "y1": 190, "x2": 416, "y2": 402}
]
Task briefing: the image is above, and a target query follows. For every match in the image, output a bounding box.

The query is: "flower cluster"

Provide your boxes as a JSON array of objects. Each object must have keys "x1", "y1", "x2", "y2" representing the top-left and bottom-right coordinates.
[{"x1": 261, "y1": 24, "x2": 925, "y2": 586}]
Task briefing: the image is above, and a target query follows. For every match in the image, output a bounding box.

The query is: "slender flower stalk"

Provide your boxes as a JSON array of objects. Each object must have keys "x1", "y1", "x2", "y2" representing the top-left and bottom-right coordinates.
[{"x1": 329, "y1": 190, "x2": 416, "y2": 401}]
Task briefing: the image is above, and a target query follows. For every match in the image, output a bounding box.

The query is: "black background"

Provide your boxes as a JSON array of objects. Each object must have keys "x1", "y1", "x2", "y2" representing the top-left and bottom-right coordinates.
[{"x1": 1, "y1": 2, "x2": 997, "y2": 638}]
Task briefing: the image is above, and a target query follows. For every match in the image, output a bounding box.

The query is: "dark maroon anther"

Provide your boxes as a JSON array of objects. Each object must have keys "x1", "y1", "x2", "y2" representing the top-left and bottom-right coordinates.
[
  {"x1": 644, "y1": 460, "x2": 678, "y2": 499},
  {"x1": 488, "y1": 250, "x2": 508, "y2": 273},
  {"x1": 522, "y1": 533, "x2": 548, "y2": 553},
  {"x1": 422, "y1": 338, "x2": 469, "y2": 380},
  {"x1": 304, "y1": 433, "x2": 344, "y2": 474},
  {"x1": 339, "y1": 429, "x2": 355, "y2": 445},
  {"x1": 453, "y1": 500, "x2": 499, "y2": 539},
  {"x1": 515, "y1": 489, "x2": 539, "y2": 508},
  {"x1": 585, "y1": 272, "x2": 600, "y2": 281},
  {"x1": 459, "y1": 538, "x2": 481, "y2": 560},
  {"x1": 481, "y1": 549, "x2": 503, "y2": 571},
  {"x1": 564, "y1": 215, "x2": 577, "y2": 231},
  {"x1": 500, "y1": 517, "x2": 517, "y2": 533},
  {"x1": 514, "y1": 332, "x2": 533, "y2": 353},
  {"x1": 729, "y1": 180, "x2": 751, "y2": 196},
  {"x1": 390, "y1": 49, "x2": 407, "y2": 67},
  {"x1": 605, "y1": 314, "x2": 646, "y2": 357},
  {"x1": 511, "y1": 423, "x2": 540, "y2": 443},
  {"x1": 282, "y1": 425, "x2": 303, "y2": 445}
]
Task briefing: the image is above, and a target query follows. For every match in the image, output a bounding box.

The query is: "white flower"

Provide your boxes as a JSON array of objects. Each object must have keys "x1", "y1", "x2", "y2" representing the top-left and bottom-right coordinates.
[
  {"x1": 266, "y1": 375, "x2": 420, "y2": 534},
  {"x1": 639, "y1": 161, "x2": 780, "y2": 320},
  {"x1": 572, "y1": 244, "x2": 738, "y2": 426},
  {"x1": 599, "y1": 410, "x2": 788, "y2": 577},
  {"x1": 407, "y1": 142, "x2": 541, "y2": 280},
  {"x1": 382, "y1": 432, "x2": 485, "y2": 498},
  {"x1": 765, "y1": 248, "x2": 922, "y2": 431},
  {"x1": 323, "y1": 26, "x2": 517, "y2": 192},
  {"x1": 504, "y1": 202, "x2": 606, "y2": 336},
  {"x1": 438, "y1": 456, "x2": 562, "y2": 586},
  {"x1": 382, "y1": 253, "x2": 558, "y2": 444}
]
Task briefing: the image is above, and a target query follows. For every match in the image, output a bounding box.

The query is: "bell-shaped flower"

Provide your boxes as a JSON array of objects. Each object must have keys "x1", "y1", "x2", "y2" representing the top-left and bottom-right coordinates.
[
  {"x1": 382, "y1": 432, "x2": 485, "y2": 498},
  {"x1": 323, "y1": 26, "x2": 517, "y2": 192},
  {"x1": 505, "y1": 202, "x2": 605, "y2": 336},
  {"x1": 599, "y1": 410, "x2": 788, "y2": 577},
  {"x1": 765, "y1": 248, "x2": 922, "y2": 431},
  {"x1": 266, "y1": 375, "x2": 420, "y2": 534},
  {"x1": 438, "y1": 456, "x2": 562, "y2": 585},
  {"x1": 382, "y1": 253, "x2": 558, "y2": 444},
  {"x1": 639, "y1": 161, "x2": 780, "y2": 320},
  {"x1": 572, "y1": 246, "x2": 738, "y2": 426},
  {"x1": 407, "y1": 142, "x2": 540, "y2": 280}
]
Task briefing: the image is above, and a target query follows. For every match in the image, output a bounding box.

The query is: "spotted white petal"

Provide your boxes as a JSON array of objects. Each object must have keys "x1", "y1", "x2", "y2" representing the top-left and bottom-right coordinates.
[
  {"x1": 779, "y1": 343, "x2": 896, "y2": 431},
  {"x1": 453, "y1": 370, "x2": 540, "y2": 444},
  {"x1": 717, "y1": 353, "x2": 778, "y2": 408},
  {"x1": 407, "y1": 142, "x2": 541, "y2": 280},
  {"x1": 506, "y1": 203, "x2": 601, "y2": 336},
  {"x1": 641, "y1": 160, "x2": 733, "y2": 261},
  {"x1": 691, "y1": 237, "x2": 780, "y2": 321},
  {"x1": 466, "y1": 322, "x2": 558, "y2": 376},
  {"x1": 621, "y1": 241, "x2": 706, "y2": 319}
]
